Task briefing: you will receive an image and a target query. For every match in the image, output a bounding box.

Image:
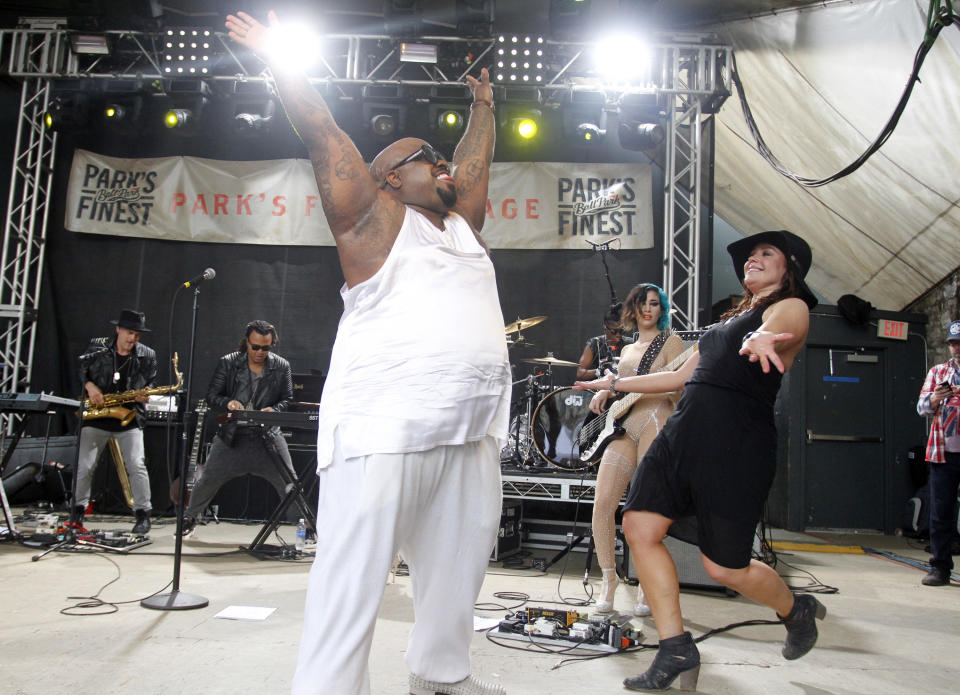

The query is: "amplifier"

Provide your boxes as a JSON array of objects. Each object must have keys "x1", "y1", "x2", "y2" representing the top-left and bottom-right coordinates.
[{"x1": 491, "y1": 500, "x2": 522, "y2": 561}]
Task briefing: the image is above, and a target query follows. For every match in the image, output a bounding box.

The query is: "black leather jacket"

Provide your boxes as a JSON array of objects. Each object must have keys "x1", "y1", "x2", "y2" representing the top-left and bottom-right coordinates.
[
  {"x1": 78, "y1": 336, "x2": 158, "y2": 429},
  {"x1": 207, "y1": 350, "x2": 293, "y2": 443}
]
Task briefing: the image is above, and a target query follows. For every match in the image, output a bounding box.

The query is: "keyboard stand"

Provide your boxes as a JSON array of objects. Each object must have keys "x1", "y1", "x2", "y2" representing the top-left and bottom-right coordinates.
[{"x1": 242, "y1": 427, "x2": 317, "y2": 556}]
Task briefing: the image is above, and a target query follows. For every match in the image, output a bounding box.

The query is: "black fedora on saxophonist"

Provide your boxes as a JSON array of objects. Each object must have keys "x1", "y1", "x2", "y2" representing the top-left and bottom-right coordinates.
[
  {"x1": 110, "y1": 309, "x2": 151, "y2": 332},
  {"x1": 727, "y1": 230, "x2": 818, "y2": 310}
]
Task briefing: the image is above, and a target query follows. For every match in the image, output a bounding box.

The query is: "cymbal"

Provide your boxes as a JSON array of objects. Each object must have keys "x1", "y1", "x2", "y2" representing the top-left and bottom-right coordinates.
[
  {"x1": 523, "y1": 355, "x2": 578, "y2": 367},
  {"x1": 504, "y1": 315, "x2": 547, "y2": 334}
]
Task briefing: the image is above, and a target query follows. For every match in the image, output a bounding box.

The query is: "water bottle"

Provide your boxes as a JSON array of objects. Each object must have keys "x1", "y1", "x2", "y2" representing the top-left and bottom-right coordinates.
[{"x1": 295, "y1": 518, "x2": 306, "y2": 552}]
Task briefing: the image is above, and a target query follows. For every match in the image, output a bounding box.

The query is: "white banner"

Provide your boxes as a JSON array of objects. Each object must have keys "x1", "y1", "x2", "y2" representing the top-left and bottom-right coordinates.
[{"x1": 64, "y1": 149, "x2": 653, "y2": 249}]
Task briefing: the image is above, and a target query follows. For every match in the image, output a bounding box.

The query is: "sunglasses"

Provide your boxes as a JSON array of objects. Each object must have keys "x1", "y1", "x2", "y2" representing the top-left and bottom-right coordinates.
[
  {"x1": 380, "y1": 144, "x2": 442, "y2": 187},
  {"x1": 248, "y1": 344, "x2": 273, "y2": 351},
  {"x1": 605, "y1": 326, "x2": 624, "y2": 334}
]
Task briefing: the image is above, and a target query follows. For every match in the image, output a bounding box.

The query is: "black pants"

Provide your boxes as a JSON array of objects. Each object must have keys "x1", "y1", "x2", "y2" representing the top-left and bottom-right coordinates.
[{"x1": 929, "y1": 452, "x2": 960, "y2": 571}]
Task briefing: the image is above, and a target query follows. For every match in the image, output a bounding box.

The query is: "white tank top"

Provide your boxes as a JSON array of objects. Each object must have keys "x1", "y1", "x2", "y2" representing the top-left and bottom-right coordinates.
[{"x1": 316, "y1": 207, "x2": 511, "y2": 467}]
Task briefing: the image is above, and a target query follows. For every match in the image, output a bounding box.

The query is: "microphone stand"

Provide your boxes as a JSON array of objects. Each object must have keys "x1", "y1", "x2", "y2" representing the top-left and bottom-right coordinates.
[
  {"x1": 585, "y1": 239, "x2": 619, "y2": 307},
  {"x1": 142, "y1": 286, "x2": 208, "y2": 610}
]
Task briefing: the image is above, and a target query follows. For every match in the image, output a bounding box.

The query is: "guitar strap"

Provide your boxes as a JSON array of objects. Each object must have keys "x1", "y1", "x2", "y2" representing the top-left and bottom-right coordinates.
[{"x1": 634, "y1": 331, "x2": 668, "y2": 376}]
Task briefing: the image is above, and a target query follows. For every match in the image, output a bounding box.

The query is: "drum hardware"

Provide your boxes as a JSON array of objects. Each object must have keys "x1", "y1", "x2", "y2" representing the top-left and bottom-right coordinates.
[
  {"x1": 522, "y1": 353, "x2": 579, "y2": 368},
  {"x1": 530, "y1": 387, "x2": 596, "y2": 471},
  {"x1": 504, "y1": 315, "x2": 547, "y2": 334},
  {"x1": 501, "y1": 373, "x2": 552, "y2": 467},
  {"x1": 504, "y1": 315, "x2": 546, "y2": 347}
]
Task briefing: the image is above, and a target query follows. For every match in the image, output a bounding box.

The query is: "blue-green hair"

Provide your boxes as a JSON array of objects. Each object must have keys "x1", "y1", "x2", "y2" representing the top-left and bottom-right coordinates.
[{"x1": 622, "y1": 283, "x2": 671, "y2": 331}]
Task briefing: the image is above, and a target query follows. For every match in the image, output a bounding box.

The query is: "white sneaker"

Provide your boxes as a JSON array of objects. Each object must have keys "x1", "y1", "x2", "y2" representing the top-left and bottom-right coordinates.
[{"x1": 409, "y1": 674, "x2": 506, "y2": 695}]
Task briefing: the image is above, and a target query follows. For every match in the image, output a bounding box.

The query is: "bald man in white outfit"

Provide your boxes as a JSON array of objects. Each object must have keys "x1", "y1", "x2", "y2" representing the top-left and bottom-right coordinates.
[{"x1": 227, "y1": 11, "x2": 510, "y2": 695}]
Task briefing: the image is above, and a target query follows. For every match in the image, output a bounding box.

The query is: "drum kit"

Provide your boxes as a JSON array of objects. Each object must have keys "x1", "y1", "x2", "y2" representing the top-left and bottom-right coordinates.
[{"x1": 502, "y1": 315, "x2": 594, "y2": 471}]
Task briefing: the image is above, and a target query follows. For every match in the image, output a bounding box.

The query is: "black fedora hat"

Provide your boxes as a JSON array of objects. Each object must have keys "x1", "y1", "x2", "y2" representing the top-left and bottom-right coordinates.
[
  {"x1": 110, "y1": 309, "x2": 151, "y2": 332},
  {"x1": 727, "y1": 230, "x2": 818, "y2": 310}
]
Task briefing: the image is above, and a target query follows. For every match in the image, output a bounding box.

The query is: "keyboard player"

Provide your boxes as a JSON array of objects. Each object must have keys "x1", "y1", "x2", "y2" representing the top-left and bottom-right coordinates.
[{"x1": 180, "y1": 320, "x2": 296, "y2": 537}]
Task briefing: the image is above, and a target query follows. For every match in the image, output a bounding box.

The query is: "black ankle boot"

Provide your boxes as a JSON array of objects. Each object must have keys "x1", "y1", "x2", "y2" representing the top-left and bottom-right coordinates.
[
  {"x1": 71, "y1": 505, "x2": 86, "y2": 528},
  {"x1": 623, "y1": 631, "x2": 700, "y2": 692},
  {"x1": 131, "y1": 509, "x2": 151, "y2": 536},
  {"x1": 780, "y1": 594, "x2": 826, "y2": 660}
]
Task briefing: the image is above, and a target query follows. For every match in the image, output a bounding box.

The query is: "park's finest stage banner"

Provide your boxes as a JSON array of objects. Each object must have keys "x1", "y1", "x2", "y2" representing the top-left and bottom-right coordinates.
[{"x1": 65, "y1": 149, "x2": 654, "y2": 249}]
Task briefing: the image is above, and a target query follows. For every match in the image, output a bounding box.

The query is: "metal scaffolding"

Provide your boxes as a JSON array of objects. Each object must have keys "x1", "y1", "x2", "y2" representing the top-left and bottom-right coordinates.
[
  {"x1": 0, "y1": 23, "x2": 71, "y2": 401},
  {"x1": 0, "y1": 23, "x2": 730, "y2": 394}
]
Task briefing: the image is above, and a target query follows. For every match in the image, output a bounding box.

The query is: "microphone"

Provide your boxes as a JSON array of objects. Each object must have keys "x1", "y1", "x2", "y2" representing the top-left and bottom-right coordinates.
[{"x1": 183, "y1": 268, "x2": 216, "y2": 288}]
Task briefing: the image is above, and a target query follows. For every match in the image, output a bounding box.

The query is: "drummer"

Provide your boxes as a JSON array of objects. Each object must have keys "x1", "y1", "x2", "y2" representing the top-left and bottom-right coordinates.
[{"x1": 577, "y1": 303, "x2": 634, "y2": 381}]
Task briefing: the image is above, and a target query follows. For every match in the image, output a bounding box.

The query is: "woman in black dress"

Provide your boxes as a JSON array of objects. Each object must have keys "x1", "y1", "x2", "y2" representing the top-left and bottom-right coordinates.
[{"x1": 574, "y1": 231, "x2": 825, "y2": 692}]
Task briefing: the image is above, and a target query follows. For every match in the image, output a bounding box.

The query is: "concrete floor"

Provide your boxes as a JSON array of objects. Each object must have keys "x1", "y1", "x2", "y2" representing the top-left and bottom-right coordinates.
[{"x1": 1, "y1": 508, "x2": 958, "y2": 695}]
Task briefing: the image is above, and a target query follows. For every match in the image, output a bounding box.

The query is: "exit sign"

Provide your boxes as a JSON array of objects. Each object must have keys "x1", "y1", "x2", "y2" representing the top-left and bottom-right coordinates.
[{"x1": 877, "y1": 319, "x2": 908, "y2": 340}]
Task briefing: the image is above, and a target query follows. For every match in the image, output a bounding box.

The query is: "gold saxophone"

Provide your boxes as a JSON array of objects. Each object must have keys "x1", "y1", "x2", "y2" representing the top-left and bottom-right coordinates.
[{"x1": 82, "y1": 353, "x2": 182, "y2": 427}]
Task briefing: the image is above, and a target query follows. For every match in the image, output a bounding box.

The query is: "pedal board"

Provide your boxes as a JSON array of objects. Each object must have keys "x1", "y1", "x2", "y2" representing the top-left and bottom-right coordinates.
[{"x1": 495, "y1": 606, "x2": 641, "y2": 652}]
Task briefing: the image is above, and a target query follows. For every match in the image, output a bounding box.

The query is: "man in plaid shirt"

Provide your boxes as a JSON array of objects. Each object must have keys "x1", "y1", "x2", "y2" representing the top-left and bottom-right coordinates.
[{"x1": 916, "y1": 319, "x2": 960, "y2": 586}]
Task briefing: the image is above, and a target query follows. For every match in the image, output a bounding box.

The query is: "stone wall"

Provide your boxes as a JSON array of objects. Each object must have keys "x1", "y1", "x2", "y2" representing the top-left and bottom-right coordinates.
[{"x1": 907, "y1": 265, "x2": 960, "y2": 364}]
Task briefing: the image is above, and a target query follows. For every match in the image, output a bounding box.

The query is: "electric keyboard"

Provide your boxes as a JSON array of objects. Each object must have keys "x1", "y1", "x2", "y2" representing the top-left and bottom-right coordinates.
[{"x1": 0, "y1": 392, "x2": 81, "y2": 413}]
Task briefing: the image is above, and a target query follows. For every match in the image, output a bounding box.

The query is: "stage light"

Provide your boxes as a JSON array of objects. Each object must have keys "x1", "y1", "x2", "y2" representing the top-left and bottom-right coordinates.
[
  {"x1": 164, "y1": 108, "x2": 193, "y2": 129},
  {"x1": 104, "y1": 104, "x2": 124, "y2": 120},
  {"x1": 562, "y1": 89, "x2": 606, "y2": 144},
  {"x1": 371, "y1": 113, "x2": 396, "y2": 137},
  {"x1": 400, "y1": 42, "x2": 437, "y2": 64},
  {"x1": 263, "y1": 21, "x2": 322, "y2": 73},
  {"x1": 576, "y1": 123, "x2": 604, "y2": 143},
  {"x1": 70, "y1": 33, "x2": 109, "y2": 55},
  {"x1": 163, "y1": 28, "x2": 212, "y2": 75},
  {"x1": 618, "y1": 121, "x2": 663, "y2": 150},
  {"x1": 595, "y1": 33, "x2": 650, "y2": 86},
  {"x1": 513, "y1": 116, "x2": 539, "y2": 140},
  {"x1": 617, "y1": 91, "x2": 664, "y2": 150},
  {"x1": 233, "y1": 99, "x2": 277, "y2": 135},
  {"x1": 439, "y1": 110, "x2": 463, "y2": 129},
  {"x1": 42, "y1": 90, "x2": 89, "y2": 132},
  {"x1": 494, "y1": 34, "x2": 546, "y2": 84}
]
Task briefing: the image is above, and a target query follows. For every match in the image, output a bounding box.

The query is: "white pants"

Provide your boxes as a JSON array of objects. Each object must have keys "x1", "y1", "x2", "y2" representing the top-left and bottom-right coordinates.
[
  {"x1": 75, "y1": 426, "x2": 152, "y2": 511},
  {"x1": 291, "y1": 435, "x2": 502, "y2": 695}
]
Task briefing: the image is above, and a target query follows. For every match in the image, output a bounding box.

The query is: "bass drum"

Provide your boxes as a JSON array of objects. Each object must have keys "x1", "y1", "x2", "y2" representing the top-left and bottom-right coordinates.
[{"x1": 531, "y1": 388, "x2": 596, "y2": 470}]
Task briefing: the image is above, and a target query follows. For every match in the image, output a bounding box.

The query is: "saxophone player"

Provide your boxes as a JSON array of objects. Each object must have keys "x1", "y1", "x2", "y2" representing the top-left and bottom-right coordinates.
[{"x1": 74, "y1": 309, "x2": 158, "y2": 535}]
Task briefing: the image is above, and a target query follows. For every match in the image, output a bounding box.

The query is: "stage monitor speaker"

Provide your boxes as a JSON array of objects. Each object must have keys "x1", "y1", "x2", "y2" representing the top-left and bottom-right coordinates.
[
  {"x1": 626, "y1": 534, "x2": 727, "y2": 592},
  {"x1": 1, "y1": 435, "x2": 76, "y2": 504}
]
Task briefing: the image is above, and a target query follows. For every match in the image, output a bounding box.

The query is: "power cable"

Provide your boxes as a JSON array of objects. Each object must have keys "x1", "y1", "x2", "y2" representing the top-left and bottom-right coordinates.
[{"x1": 730, "y1": 0, "x2": 960, "y2": 188}]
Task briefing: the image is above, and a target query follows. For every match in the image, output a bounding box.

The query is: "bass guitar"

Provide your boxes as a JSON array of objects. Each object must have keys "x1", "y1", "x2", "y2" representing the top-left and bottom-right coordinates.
[
  {"x1": 170, "y1": 399, "x2": 209, "y2": 507},
  {"x1": 577, "y1": 345, "x2": 696, "y2": 463}
]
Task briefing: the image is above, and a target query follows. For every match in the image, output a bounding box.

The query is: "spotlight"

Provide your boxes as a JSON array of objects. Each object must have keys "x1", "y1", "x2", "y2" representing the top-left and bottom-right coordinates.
[
  {"x1": 371, "y1": 113, "x2": 396, "y2": 137},
  {"x1": 595, "y1": 33, "x2": 650, "y2": 86},
  {"x1": 42, "y1": 90, "x2": 89, "y2": 132},
  {"x1": 617, "y1": 92, "x2": 665, "y2": 150},
  {"x1": 618, "y1": 121, "x2": 663, "y2": 150},
  {"x1": 512, "y1": 117, "x2": 538, "y2": 140},
  {"x1": 576, "y1": 123, "x2": 604, "y2": 143},
  {"x1": 263, "y1": 21, "x2": 322, "y2": 73},
  {"x1": 233, "y1": 100, "x2": 276, "y2": 134},
  {"x1": 455, "y1": 0, "x2": 494, "y2": 37},
  {"x1": 439, "y1": 110, "x2": 463, "y2": 129},
  {"x1": 164, "y1": 108, "x2": 193, "y2": 129},
  {"x1": 104, "y1": 104, "x2": 125, "y2": 120}
]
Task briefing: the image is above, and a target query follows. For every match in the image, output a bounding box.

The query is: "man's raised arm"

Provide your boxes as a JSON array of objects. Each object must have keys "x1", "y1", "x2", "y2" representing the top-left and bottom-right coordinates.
[
  {"x1": 225, "y1": 11, "x2": 380, "y2": 237},
  {"x1": 451, "y1": 68, "x2": 495, "y2": 233}
]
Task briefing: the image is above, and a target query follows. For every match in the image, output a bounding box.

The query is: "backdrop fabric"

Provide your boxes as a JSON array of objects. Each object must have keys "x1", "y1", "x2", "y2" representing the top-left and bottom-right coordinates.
[{"x1": 65, "y1": 149, "x2": 654, "y2": 250}]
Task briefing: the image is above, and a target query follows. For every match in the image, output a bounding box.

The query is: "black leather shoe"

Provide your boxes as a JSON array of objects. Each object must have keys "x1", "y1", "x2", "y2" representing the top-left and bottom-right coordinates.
[
  {"x1": 922, "y1": 567, "x2": 950, "y2": 586},
  {"x1": 781, "y1": 594, "x2": 827, "y2": 660},
  {"x1": 131, "y1": 509, "x2": 151, "y2": 536},
  {"x1": 624, "y1": 631, "x2": 701, "y2": 692},
  {"x1": 178, "y1": 515, "x2": 197, "y2": 538}
]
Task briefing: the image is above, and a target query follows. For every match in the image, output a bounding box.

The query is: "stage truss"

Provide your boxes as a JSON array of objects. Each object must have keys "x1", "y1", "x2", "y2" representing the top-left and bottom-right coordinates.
[{"x1": 0, "y1": 22, "x2": 730, "y2": 402}]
